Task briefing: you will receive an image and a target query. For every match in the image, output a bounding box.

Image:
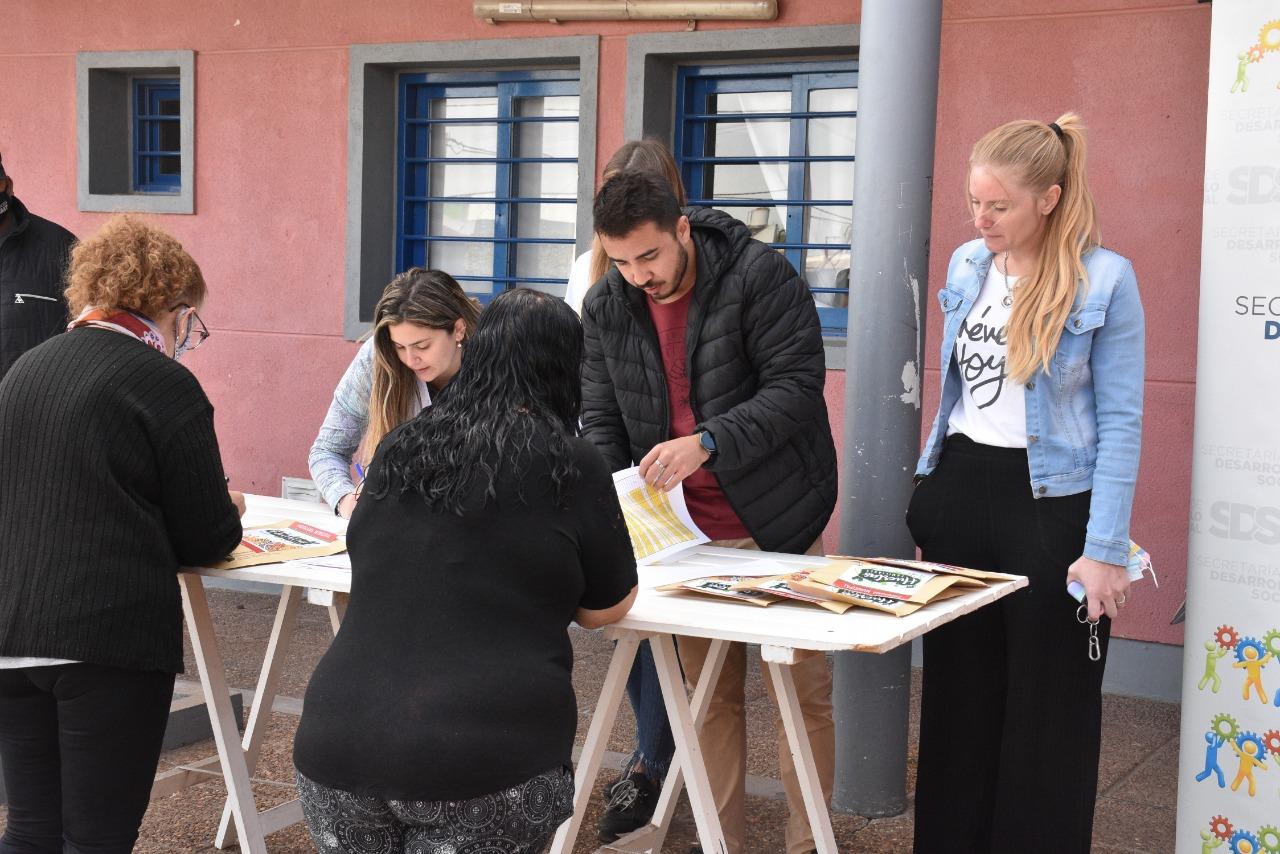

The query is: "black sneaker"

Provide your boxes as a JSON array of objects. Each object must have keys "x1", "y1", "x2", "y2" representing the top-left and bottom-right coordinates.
[{"x1": 596, "y1": 771, "x2": 659, "y2": 842}]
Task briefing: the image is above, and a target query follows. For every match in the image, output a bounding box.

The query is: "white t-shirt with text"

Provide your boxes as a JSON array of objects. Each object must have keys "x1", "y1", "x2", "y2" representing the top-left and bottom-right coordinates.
[{"x1": 946, "y1": 262, "x2": 1028, "y2": 448}]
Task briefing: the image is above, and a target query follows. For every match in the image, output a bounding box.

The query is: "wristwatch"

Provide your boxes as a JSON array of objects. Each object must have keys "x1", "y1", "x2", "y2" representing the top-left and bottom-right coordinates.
[{"x1": 696, "y1": 429, "x2": 717, "y2": 459}]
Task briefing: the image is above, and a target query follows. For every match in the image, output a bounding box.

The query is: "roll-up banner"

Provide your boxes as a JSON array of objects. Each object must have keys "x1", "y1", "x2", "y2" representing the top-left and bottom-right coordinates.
[{"x1": 1175, "y1": 3, "x2": 1280, "y2": 852}]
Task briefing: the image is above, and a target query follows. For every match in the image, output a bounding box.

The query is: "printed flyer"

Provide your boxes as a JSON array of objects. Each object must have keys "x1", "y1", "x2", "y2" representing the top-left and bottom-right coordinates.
[
  {"x1": 209, "y1": 520, "x2": 346, "y2": 570},
  {"x1": 613, "y1": 466, "x2": 710, "y2": 565}
]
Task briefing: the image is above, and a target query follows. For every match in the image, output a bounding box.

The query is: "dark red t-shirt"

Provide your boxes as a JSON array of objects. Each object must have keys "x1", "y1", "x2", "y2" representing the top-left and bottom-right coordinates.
[{"x1": 646, "y1": 291, "x2": 750, "y2": 540}]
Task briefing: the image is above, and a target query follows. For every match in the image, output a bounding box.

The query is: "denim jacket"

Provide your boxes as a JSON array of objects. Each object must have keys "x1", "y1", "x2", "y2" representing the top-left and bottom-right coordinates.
[
  {"x1": 307, "y1": 338, "x2": 430, "y2": 511},
  {"x1": 916, "y1": 238, "x2": 1145, "y2": 565}
]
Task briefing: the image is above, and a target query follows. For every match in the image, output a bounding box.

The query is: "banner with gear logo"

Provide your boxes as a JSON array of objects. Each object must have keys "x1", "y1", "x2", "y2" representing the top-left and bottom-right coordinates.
[{"x1": 1176, "y1": 2, "x2": 1280, "y2": 851}]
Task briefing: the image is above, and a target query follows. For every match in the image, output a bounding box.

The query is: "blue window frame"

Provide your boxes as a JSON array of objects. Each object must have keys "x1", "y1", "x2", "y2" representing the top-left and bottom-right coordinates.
[
  {"x1": 133, "y1": 78, "x2": 181, "y2": 193},
  {"x1": 396, "y1": 71, "x2": 580, "y2": 302},
  {"x1": 675, "y1": 62, "x2": 857, "y2": 335}
]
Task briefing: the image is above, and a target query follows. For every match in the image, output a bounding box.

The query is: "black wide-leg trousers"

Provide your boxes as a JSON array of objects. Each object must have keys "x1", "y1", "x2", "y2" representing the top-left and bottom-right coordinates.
[{"x1": 908, "y1": 434, "x2": 1109, "y2": 854}]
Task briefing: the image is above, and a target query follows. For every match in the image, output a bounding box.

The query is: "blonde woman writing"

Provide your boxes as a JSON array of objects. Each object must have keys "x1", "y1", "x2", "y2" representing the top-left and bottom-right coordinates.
[{"x1": 309, "y1": 269, "x2": 479, "y2": 517}]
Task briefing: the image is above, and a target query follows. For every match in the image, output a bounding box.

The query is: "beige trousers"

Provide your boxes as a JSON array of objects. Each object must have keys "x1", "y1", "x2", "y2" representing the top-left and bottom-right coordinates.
[{"x1": 677, "y1": 537, "x2": 835, "y2": 854}]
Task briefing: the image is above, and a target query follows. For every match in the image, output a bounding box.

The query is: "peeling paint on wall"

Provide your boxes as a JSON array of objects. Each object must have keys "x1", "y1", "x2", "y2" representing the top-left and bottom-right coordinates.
[
  {"x1": 899, "y1": 360, "x2": 919, "y2": 407},
  {"x1": 903, "y1": 265, "x2": 922, "y2": 409}
]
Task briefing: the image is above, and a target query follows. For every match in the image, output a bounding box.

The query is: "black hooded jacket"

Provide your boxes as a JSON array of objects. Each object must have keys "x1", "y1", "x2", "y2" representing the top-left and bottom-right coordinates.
[
  {"x1": 0, "y1": 195, "x2": 75, "y2": 379},
  {"x1": 580, "y1": 207, "x2": 837, "y2": 554}
]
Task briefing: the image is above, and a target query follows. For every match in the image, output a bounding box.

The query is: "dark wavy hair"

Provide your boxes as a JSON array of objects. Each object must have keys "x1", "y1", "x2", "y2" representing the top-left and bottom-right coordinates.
[{"x1": 378, "y1": 288, "x2": 583, "y2": 512}]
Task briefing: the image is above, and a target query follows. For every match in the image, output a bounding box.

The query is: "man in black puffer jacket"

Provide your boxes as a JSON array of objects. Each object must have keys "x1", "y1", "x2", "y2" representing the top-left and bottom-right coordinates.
[
  {"x1": 0, "y1": 152, "x2": 76, "y2": 380},
  {"x1": 582, "y1": 170, "x2": 836, "y2": 854}
]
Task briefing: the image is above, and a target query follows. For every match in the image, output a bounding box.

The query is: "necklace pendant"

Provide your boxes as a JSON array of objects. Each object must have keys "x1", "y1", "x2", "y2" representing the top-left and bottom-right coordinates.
[{"x1": 1002, "y1": 294, "x2": 1013, "y2": 308}]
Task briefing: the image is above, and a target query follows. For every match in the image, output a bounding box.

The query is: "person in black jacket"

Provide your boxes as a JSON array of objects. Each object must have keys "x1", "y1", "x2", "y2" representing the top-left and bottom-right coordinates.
[
  {"x1": 0, "y1": 215, "x2": 244, "y2": 854},
  {"x1": 582, "y1": 170, "x2": 837, "y2": 854},
  {"x1": 0, "y1": 151, "x2": 76, "y2": 379}
]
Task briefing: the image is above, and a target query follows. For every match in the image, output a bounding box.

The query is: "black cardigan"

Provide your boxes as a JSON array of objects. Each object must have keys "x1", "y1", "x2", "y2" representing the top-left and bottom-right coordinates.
[
  {"x1": 580, "y1": 207, "x2": 837, "y2": 554},
  {"x1": 0, "y1": 327, "x2": 242, "y2": 673}
]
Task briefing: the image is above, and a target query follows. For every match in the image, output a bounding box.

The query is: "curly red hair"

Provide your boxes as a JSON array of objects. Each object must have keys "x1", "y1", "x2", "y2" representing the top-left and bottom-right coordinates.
[{"x1": 64, "y1": 216, "x2": 206, "y2": 318}]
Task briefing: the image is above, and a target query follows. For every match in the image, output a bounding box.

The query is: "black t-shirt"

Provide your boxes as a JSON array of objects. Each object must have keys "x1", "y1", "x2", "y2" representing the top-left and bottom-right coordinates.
[{"x1": 293, "y1": 424, "x2": 637, "y2": 801}]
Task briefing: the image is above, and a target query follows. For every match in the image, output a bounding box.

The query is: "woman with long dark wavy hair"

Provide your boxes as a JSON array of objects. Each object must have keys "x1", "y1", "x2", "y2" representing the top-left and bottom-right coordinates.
[{"x1": 293, "y1": 288, "x2": 638, "y2": 854}]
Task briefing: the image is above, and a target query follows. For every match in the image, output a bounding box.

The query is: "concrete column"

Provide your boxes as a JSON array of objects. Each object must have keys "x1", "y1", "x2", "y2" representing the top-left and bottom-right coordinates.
[{"x1": 832, "y1": 0, "x2": 942, "y2": 818}]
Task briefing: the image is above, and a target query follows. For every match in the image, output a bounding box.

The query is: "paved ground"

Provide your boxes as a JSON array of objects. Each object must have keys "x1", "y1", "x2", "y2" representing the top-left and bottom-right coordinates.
[{"x1": 0, "y1": 588, "x2": 1179, "y2": 852}]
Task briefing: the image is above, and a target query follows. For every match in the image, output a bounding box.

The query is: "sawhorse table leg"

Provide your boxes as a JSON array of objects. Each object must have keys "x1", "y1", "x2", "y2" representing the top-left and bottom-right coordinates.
[
  {"x1": 601, "y1": 636, "x2": 730, "y2": 854},
  {"x1": 548, "y1": 633, "x2": 641, "y2": 853},
  {"x1": 213, "y1": 584, "x2": 305, "y2": 847},
  {"x1": 176, "y1": 574, "x2": 268, "y2": 854},
  {"x1": 763, "y1": 645, "x2": 837, "y2": 854}
]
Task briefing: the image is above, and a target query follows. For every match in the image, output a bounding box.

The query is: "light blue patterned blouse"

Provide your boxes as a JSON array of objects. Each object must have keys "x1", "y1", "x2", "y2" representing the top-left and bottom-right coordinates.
[{"x1": 307, "y1": 338, "x2": 431, "y2": 511}]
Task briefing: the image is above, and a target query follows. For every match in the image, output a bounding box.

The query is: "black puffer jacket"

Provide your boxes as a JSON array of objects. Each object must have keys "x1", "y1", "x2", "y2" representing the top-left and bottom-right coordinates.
[
  {"x1": 581, "y1": 207, "x2": 837, "y2": 554},
  {"x1": 0, "y1": 196, "x2": 75, "y2": 379}
]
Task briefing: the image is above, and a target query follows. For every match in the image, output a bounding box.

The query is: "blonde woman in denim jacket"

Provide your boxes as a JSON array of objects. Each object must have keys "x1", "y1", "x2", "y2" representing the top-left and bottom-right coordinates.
[{"x1": 908, "y1": 113, "x2": 1144, "y2": 853}]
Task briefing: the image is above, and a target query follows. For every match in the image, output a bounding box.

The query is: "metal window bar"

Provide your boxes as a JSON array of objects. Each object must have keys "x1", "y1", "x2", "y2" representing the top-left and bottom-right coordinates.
[
  {"x1": 133, "y1": 78, "x2": 181, "y2": 193},
  {"x1": 401, "y1": 236, "x2": 576, "y2": 245},
  {"x1": 396, "y1": 73, "x2": 579, "y2": 299},
  {"x1": 680, "y1": 110, "x2": 856, "y2": 121},
  {"x1": 676, "y1": 63, "x2": 855, "y2": 334},
  {"x1": 404, "y1": 115, "x2": 579, "y2": 125}
]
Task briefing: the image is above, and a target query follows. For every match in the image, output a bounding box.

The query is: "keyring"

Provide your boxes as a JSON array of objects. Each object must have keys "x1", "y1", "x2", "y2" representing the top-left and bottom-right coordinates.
[{"x1": 1076, "y1": 603, "x2": 1101, "y2": 662}]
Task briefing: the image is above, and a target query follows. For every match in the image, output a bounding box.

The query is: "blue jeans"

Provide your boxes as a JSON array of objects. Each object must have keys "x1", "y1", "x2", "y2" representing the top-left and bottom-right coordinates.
[{"x1": 624, "y1": 639, "x2": 674, "y2": 784}]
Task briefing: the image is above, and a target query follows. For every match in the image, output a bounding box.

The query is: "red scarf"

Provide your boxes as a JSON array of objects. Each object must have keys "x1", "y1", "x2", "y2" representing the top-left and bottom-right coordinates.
[{"x1": 67, "y1": 307, "x2": 168, "y2": 354}]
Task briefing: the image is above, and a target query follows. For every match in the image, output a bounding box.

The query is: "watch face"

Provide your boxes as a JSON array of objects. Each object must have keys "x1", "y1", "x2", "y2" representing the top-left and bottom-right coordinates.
[{"x1": 700, "y1": 431, "x2": 716, "y2": 453}]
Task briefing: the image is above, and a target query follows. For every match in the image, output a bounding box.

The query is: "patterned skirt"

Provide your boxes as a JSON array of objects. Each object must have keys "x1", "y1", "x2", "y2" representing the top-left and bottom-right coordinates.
[{"x1": 296, "y1": 765, "x2": 575, "y2": 854}]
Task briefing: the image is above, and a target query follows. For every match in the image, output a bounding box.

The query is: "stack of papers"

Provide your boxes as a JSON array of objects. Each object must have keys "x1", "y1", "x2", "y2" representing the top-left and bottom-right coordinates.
[{"x1": 660, "y1": 556, "x2": 1020, "y2": 618}]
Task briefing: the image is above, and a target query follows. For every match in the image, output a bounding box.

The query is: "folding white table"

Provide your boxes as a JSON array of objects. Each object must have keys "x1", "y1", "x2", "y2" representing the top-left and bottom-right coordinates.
[
  {"x1": 161, "y1": 496, "x2": 1026, "y2": 854},
  {"x1": 548, "y1": 547, "x2": 1028, "y2": 854},
  {"x1": 153, "y1": 495, "x2": 351, "y2": 854}
]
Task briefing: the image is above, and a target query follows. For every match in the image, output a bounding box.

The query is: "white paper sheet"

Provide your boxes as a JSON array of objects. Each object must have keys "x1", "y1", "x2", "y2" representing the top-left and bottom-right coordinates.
[{"x1": 613, "y1": 466, "x2": 710, "y2": 566}]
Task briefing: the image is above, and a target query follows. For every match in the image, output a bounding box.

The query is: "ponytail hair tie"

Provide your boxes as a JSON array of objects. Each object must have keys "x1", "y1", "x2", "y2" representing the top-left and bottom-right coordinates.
[{"x1": 1048, "y1": 121, "x2": 1065, "y2": 141}]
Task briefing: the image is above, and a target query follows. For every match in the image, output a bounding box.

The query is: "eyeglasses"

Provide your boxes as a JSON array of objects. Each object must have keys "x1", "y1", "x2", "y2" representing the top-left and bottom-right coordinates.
[{"x1": 174, "y1": 305, "x2": 210, "y2": 354}]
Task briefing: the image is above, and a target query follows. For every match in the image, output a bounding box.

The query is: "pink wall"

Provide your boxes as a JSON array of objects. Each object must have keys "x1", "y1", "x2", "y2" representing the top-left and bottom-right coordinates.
[{"x1": 3, "y1": 0, "x2": 1205, "y2": 645}]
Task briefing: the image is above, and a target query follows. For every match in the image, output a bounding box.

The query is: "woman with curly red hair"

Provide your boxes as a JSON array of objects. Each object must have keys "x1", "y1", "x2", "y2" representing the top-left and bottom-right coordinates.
[{"x1": 0, "y1": 215, "x2": 244, "y2": 853}]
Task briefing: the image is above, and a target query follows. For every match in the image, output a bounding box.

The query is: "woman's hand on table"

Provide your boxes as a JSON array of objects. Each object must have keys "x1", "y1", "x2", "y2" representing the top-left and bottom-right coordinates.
[
  {"x1": 228, "y1": 490, "x2": 247, "y2": 518},
  {"x1": 337, "y1": 492, "x2": 358, "y2": 519},
  {"x1": 1067, "y1": 555, "x2": 1129, "y2": 621}
]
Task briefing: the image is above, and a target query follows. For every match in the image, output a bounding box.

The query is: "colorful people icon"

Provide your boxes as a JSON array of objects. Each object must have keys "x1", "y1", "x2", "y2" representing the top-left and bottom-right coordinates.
[
  {"x1": 1196, "y1": 731, "x2": 1228, "y2": 788},
  {"x1": 1200, "y1": 640, "x2": 1232, "y2": 693},
  {"x1": 1229, "y1": 733, "x2": 1269, "y2": 797},
  {"x1": 1231, "y1": 52, "x2": 1250, "y2": 93},
  {"x1": 1200, "y1": 829, "x2": 1224, "y2": 854},
  {"x1": 1232, "y1": 640, "x2": 1273, "y2": 704}
]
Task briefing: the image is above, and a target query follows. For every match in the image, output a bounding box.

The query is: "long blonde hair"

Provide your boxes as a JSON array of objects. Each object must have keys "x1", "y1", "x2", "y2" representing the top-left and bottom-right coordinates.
[
  {"x1": 589, "y1": 139, "x2": 689, "y2": 283},
  {"x1": 970, "y1": 112, "x2": 1099, "y2": 382},
  {"x1": 361, "y1": 269, "x2": 480, "y2": 463}
]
